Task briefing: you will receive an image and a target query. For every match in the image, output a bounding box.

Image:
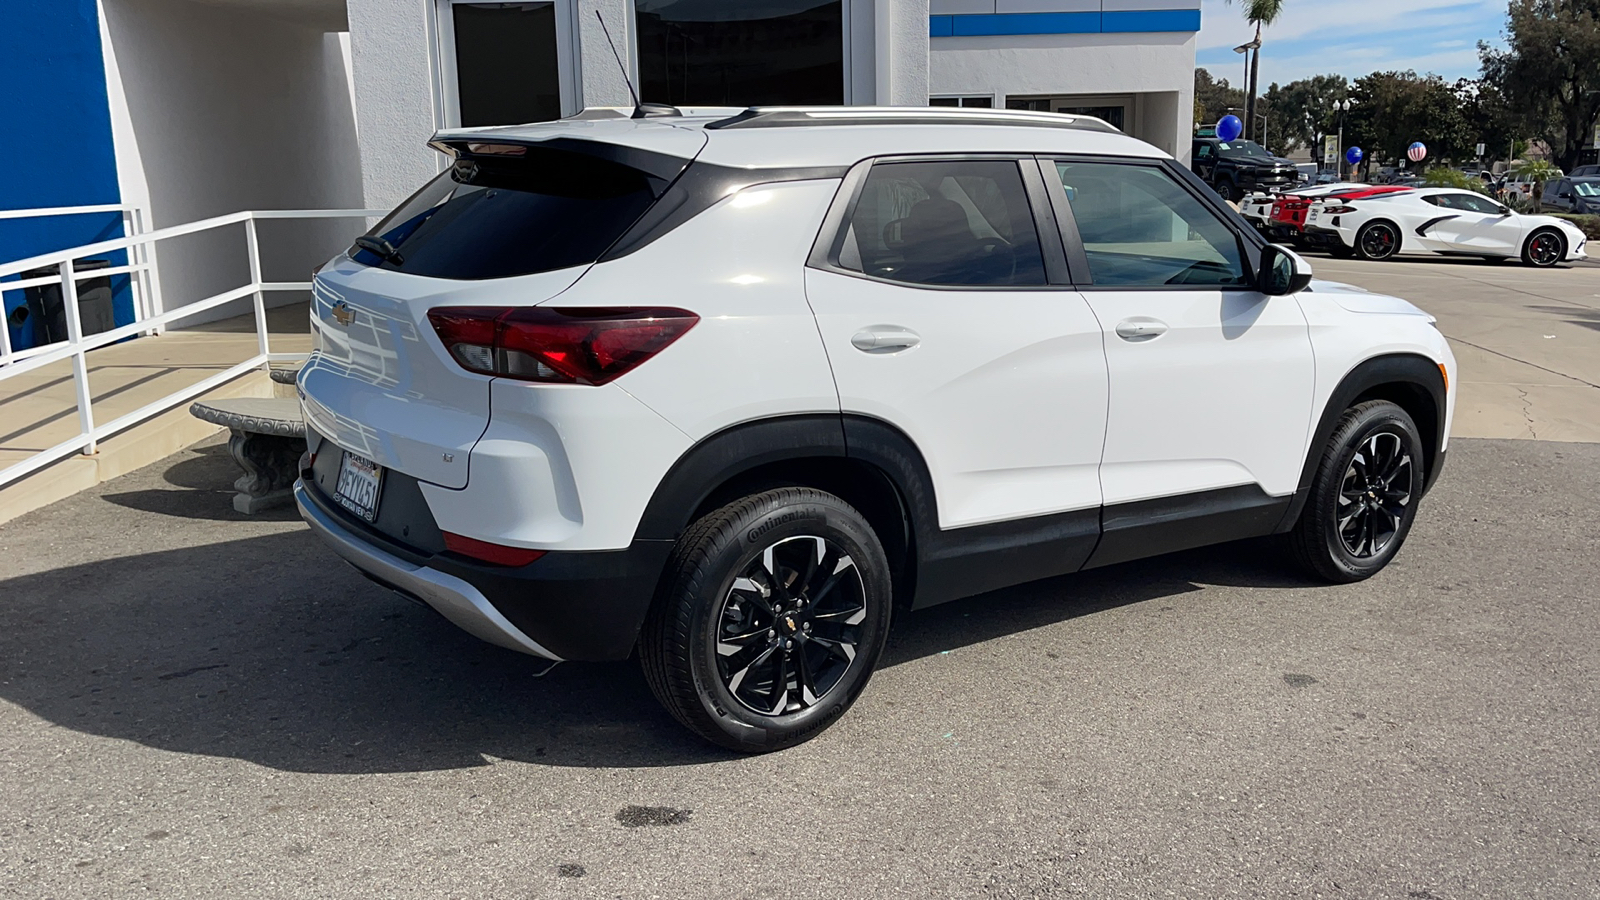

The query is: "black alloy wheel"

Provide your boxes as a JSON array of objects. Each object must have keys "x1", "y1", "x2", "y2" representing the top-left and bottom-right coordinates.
[
  {"x1": 1356, "y1": 222, "x2": 1400, "y2": 260},
  {"x1": 1334, "y1": 431, "x2": 1413, "y2": 559},
  {"x1": 714, "y1": 536, "x2": 866, "y2": 716},
  {"x1": 640, "y1": 488, "x2": 892, "y2": 752},
  {"x1": 1290, "y1": 400, "x2": 1427, "y2": 583},
  {"x1": 1522, "y1": 230, "x2": 1564, "y2": 267}
]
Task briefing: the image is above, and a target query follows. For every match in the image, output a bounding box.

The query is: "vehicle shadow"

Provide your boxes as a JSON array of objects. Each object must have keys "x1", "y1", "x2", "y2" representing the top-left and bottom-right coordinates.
[{"x1": 0, "y1": 526, "x2": 1311, "y2": 774}]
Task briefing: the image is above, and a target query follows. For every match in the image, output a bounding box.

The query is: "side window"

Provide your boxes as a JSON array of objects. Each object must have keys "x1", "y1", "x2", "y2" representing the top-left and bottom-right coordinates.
[
  {"x1": 835, "y1": 159, "x2": 1048, "y2": 287},
  {"x1": 1456, "y1": 194, "x2": 1503, "y2": 214},
  {"x1": 1196, "y1": 143, "x2": 1213, "y2": 160},
  {"x1": 1049, "y1": 161, "x2": 1251, "y2": 288},
  {"x1": 1423, "y1": 194, "x2": 1447, "y2": 208}
]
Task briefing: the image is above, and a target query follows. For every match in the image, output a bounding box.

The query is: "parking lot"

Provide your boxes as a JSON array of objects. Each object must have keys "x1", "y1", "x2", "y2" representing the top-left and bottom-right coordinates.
[{"x1": 2, "y1": 258, "x2": 1597, "y2": 899}]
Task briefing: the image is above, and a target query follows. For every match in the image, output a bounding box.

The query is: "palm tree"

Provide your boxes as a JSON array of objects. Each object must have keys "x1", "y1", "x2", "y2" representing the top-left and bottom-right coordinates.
[{"x1": 1227, "y1": 0, "x2": 1286, "y2": 143}]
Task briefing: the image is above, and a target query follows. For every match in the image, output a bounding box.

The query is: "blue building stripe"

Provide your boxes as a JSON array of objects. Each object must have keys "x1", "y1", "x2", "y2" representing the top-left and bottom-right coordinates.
[
  {"x1": 931, "y1": 8, "x2": 1201, "y2": 36},
  {"x1": 1101, "y1": 9, "x2": 1201, "y2": 32}
]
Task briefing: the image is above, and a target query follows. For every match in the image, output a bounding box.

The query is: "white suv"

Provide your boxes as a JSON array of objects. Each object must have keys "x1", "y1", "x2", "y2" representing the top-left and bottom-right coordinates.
[{"x1": 296, "y1": 106, "x2": 1456, "y2": 752}]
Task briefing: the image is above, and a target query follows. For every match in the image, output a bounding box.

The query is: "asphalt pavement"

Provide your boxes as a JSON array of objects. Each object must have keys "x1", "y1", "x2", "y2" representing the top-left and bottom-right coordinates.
[
  {"x1": 2, "y1": 430, "x2": 1598, "y2": 899},
  {"x1": 3, "y1": 254, "x2": 1599, "y2": 898}
]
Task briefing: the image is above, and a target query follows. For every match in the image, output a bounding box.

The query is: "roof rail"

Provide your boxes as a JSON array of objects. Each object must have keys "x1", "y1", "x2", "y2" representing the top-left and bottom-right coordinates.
[{"x1": 705, "y1": 106, "x2": 1122, "y2": 134}]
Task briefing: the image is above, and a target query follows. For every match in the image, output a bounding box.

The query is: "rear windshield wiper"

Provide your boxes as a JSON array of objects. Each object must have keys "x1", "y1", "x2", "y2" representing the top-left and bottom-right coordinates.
[{"x1": 353, "y1": 235, "x2": 404, "y2": 265}]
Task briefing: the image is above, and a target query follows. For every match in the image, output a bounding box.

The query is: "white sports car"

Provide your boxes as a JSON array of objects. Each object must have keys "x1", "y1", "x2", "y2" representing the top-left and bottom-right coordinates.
[
  {"x1": 1304, "y1": 188, "x2": 1589, "y2": 267},
  {"x1": 1238, "y1": 183, "x2": 1371, "y2": 236}
]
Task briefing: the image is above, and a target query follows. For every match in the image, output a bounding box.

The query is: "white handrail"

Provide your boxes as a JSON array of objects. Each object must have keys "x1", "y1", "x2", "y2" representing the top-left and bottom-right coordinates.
[
  {"x1": 0, "y1": 204, "x2": 130, "y2": 221},
  {"x1": 0, "y1": 206, "x2": 388, "y2": 491}
]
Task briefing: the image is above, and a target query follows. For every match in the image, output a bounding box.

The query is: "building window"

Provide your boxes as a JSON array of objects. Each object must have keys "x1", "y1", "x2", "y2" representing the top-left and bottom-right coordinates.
[
  {"x1": 930, "y1": 96, "x2": 993, "y2": 108},
  {"x1": 634, "y1": 0, "x2": 844, "y2": 106},
  {"x1": 1007, "y1": 97, "x2": 1125, "y2": 131},
  {"x1": 449, "y1": 3, "x2": 563, "y2": 126}
]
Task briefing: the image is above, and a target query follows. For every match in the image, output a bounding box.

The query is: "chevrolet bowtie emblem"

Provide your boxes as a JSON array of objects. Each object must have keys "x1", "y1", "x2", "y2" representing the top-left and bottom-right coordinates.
[{"x1": 331, "y1": 300, "x2": 354, "y2": 326}]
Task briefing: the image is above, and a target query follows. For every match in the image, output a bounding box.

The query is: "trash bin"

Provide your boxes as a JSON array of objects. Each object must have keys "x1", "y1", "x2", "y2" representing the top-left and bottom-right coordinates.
[{"x1": 23, "y1": 258, "x2": 115, "y2": 345}]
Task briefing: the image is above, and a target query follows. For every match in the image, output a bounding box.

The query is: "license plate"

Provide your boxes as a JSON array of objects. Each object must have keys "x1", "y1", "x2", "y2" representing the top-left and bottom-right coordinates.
[
  {"x1": 335, "y1": 451, "x2": 384, "y2": 522},
  {"x1": 1309, "y1": 210, "x2": 1320, "y2": 220}
]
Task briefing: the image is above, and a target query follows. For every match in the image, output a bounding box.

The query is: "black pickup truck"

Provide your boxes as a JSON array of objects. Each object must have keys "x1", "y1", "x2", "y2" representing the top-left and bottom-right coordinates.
[{"x1": 1191, "y1": 134, "x2": 1301, "y2": 202}]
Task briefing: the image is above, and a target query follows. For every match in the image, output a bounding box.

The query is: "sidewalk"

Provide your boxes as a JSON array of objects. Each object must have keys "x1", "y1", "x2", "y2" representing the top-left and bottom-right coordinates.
[{"x1": 0, "y1": 302, "x2": 309, "y2": 523}]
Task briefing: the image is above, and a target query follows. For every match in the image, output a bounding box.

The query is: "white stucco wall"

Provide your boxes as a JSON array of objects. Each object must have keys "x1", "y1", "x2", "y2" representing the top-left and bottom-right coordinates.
[
  {"x1": 346, "y1": 0, "x2": 934, "y2": 212},
  {"x1": 930, "y1": 30, "x2": 1195, "y2": 160},
  {"x1": 102, "y1": 0, "x2": 363, "y2": 323}
]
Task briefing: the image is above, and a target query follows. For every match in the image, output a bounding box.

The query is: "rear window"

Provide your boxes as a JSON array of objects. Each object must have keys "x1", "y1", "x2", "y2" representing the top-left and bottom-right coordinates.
[{"x1": 352, "y1": 146, "x2": 668, "y2": 280}]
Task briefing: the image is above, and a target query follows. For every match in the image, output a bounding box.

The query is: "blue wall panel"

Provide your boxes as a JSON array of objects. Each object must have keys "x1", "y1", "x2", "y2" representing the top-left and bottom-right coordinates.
[{"x1": 0, "y1": 0, "x2": 127, "y2": 351}]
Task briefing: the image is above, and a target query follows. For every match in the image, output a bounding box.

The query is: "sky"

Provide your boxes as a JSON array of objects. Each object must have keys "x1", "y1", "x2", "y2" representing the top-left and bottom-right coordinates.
[{"x1": 1194, "y1": 0, "x2": 1510, "y2": 89}]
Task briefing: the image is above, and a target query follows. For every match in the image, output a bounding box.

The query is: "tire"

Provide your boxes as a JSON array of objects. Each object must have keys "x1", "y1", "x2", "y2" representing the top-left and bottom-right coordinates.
[
  {"x1": 1214, "y1": 179, "x2": 1241, "y2": 203},
  {"x1": 1289, "y1": 400, "x2": 1427, "y2": 583},
  {"x1": 640, "y1": 488, "x2": 893, "y2": 752},
  {"x1": 1355, "y1": 221, "x2": 1401, "y2": 260},
  {"x1": 1521, "y1": 229, "x2": 1565, "y2": 268}
]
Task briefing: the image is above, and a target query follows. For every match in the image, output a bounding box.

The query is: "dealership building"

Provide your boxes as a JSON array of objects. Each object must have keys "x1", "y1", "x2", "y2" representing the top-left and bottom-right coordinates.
[{"x1": 3, "y1": 0, "x2": 1200, "y2": 346}]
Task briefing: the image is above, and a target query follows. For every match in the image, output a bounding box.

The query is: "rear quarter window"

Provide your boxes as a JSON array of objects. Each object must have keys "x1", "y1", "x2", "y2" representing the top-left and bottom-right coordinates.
[{"x1": 353, "y1": 147, "x2": 669, "y2": 280}]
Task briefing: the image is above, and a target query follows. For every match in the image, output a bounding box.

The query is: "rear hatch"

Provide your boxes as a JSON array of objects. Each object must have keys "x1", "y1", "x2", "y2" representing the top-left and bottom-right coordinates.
[{"x1": 301, "y1": 124, "x2": 705, "y2": 489}]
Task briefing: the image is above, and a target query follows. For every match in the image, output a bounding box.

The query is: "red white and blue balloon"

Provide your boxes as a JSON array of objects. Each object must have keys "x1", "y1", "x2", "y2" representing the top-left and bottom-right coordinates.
[
  {"x1": 1407, "y1": 142, "x2": 1427, "y2": 163},
  {"x1": 1217, "y1": 115, "x2": 1243, "y2": 143}
]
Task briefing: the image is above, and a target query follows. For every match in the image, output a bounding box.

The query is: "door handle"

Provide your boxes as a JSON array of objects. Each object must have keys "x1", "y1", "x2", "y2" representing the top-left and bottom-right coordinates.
[
  {"x1": 851, "y1": 328, "x2": 921, "y2": 353},
  {"x1": 1114, "y1": 318, "x2": 1168, "y2": 342}
]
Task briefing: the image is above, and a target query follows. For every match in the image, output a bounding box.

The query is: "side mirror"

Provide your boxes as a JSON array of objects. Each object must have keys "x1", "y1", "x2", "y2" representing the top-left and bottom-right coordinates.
[
  {"x1": 1260, "y1": 244, "x2": 1313, "y2": 296},
  {"x1": 1558, "y1": 191, "x2": 1573, "y2": 200}
]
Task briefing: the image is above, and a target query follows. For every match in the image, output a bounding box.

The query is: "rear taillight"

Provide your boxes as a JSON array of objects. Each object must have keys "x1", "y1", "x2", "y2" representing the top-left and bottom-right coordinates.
[
  {"x1": 1322, "y1": 205, "x2": 1357, "y2": 214},
  {"x1": 442, "y1": 531, "x2": 547, "y2": 567},
  {"x1": 426, "y1": 306, "x2": 698, "y2": 386}
]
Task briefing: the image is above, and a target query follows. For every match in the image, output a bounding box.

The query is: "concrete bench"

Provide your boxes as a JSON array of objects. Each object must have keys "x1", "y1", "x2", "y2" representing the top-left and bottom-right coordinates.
[{"x1": 189, "y1": 395, "x2": 306, "y2": 514}]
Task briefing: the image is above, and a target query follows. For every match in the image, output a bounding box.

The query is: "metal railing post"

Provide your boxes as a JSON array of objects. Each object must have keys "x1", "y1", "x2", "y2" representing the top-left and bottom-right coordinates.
[
  {"x1": 61, "y1": 259, "x2": 98, "y2": 455},
  {"x1": 0, "y1": 287, "x2": 12, "y2": 361},
  {"x1": 139, "y1": 206, "x2": 166, "y2": 335},
  {"x1": 245, "y1": 215, "x2": 269, "y2": 361},
  {"x1": 121, "y1": 209, "x2": 146, "y2": 324}
]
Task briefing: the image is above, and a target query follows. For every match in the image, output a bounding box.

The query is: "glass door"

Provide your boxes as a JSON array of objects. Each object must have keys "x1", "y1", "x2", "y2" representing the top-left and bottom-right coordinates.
[{"x1": 434, "y1": 1, "x2": 578, "y2": 127}]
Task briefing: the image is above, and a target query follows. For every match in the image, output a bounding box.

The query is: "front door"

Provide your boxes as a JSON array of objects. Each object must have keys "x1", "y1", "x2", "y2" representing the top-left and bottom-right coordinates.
[
  {"x1": 805, "y1": 157, "x2": 1108, "y2": 530},
  {"x1": 1428, "y1": 191, "x2": 1523, "y2": 255},
  {"x1": 1042, "y1": 158, "x2": 1315, "y2": 510}
]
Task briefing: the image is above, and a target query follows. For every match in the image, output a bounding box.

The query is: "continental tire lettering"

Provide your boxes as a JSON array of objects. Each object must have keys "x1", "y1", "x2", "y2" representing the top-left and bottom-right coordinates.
[{"x1": 746, "y1": 509, "x2": 805, "y2": 544}]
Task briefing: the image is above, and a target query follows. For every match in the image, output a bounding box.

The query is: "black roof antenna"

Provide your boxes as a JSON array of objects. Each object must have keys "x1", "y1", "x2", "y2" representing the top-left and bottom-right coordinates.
[{"x1": 594, "y1": 11, "x2": 680, "y2": 119}]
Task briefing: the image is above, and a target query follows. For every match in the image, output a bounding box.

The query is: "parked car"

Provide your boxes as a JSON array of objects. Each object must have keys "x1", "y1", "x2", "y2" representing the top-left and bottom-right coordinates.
[
  {"x1": 297, "y1": 105, "x2": 1459, "y2": 752},
  {"x1": 1191, "y1": 134, "x2": 1301, "y2": 201},
  {"x1": 1570, "y1": 164, "x2": 1600, "y2": 178},
  {"x1": 1304, "y1": 187, "x2": 1589, "y2": 265},
  {"x1": 1503, "y1": 171, "x2": 1562, "y2": 204},
  {"x1": 1294, "y1": 163, "x2": 1318, "y2": 185},
  {"x1": 1542, "y1": 176, "x2": 1600, "y2": 214}
]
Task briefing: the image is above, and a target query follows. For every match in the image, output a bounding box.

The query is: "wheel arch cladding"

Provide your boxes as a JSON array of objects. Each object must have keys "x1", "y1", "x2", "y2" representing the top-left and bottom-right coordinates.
[
  {"x1": 632, "y1": 414, "x2": 918, "y2": 608},
  {"x1": 1278, "y1": 353, "x2": 1446, "y2": 531}
]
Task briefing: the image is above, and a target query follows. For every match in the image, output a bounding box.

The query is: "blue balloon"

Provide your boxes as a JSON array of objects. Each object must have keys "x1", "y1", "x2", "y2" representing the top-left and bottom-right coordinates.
[
  {"x1": 1217, "y1": 115, "x2": 1243, "y2": 143},
  {"x1": 1345, "y1": 146, "x2": 1365, "y2": 165}
]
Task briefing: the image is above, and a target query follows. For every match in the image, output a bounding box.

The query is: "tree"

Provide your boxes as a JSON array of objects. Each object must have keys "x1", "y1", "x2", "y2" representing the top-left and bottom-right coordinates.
[
  {"x1": 1194, "y1": 68, "x2": 1246, "y2": 127},
  {"x1": 1347, "y1": 71, "x2": 1473, "y2": 169},
  {"x1": 1480, "y1": 0, "x2": 1600, "y2": 173},
  {"x1": 1261, "y1": 74, "x2": 1349, "y2": 152},
  {"x1": 1225, "y1": 0, "x2": 1287, "y2": 142},
  {"x1": 1515, "y1": 158, "x2": 1562, "y2": 209}
]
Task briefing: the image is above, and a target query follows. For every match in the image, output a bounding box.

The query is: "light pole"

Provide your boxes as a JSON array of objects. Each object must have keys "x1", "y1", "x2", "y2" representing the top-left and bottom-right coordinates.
[
  {"x1": 1333, "y1": 98, "x2": 1354, "y2": 180},
  {"x1": 1234, "y1": 40, "x2": 1261, "y2": 140}
]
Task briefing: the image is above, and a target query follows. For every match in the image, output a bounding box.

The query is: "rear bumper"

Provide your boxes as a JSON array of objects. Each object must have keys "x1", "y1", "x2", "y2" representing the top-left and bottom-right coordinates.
[{"x1": 296, "y1": 480, "x2": 672, "y2": 661}]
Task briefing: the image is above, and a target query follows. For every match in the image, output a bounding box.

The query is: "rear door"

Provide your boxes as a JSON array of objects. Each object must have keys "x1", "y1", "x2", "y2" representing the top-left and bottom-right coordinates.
[
  {"x1": 1041, "y1": 158, "x2": 1314, "y2": 509},
  {"x1": 805, "y1": 157, "x2": 1109, "y2": 531}
]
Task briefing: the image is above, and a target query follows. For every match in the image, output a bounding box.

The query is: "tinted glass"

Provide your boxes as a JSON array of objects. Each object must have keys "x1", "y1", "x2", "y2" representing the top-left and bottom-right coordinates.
[
  {"x1": 1574, "y1": 180, "x2": 1600, "y2": 197},
  {"x1": 1453, "y1": 193, "x2": 1504, "y2": 214},
  {"x1": 1218, "y1": 140, "x2": 1272, "y2": 159},
  {"x1": 353, "y1": 149, "x2": 664, "y2": 280},
  {"x1": 835, "y1": 160, "x2": 1048, "y2": 287},
  {"x1": 635, "y1": 0, "x2": 843, "y2": 105},
  {"x1": 452, "y1": 3, "x2": 560, "y2": 126},
  {"x1": 1051, "y1": 162, "x2": 1250, "y2": 288}
]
